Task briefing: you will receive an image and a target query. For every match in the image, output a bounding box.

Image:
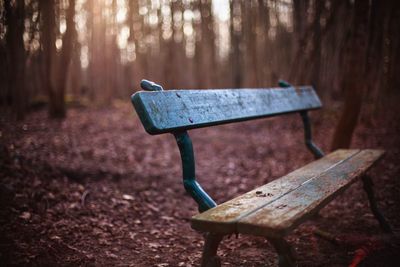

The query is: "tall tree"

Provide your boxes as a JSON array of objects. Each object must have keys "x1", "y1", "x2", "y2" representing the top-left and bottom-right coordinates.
[
  {"x1": 257, "y1": 0, "x2": 270, "y2": 85},
  {"x1": 126, "y1": 0, "x2": 140, "y2": 90},
  {"x1": 196, "y1": 0, "x2": 216, "y2": 88},
  {"x1": 290, "y1": 0, "x2": 309, "y2": 84},
  {"x1": 40, "y1": 0, "x2": 75, "y2": 118},
  {"x1": 229, "y1": 0, "x2": 242, "y2": 87},
  {"x1": 243, "y1": 0, "x2": 259, "y2": 87},
  {"x1": 310, "y1": 0, "x2": 323, "y2": 91},
  {"x1": 55, "y1": 0, "x2": 76, "y2": 117},
  {"x1": 40, "y1": 0, "x2": 56, "y2": 117},
  {"x1": 4, "y1": 0, "x2": 26, "y2": 120},
  {"x1": 331, "y1": 0, "x2": 369, "y2": 150}
]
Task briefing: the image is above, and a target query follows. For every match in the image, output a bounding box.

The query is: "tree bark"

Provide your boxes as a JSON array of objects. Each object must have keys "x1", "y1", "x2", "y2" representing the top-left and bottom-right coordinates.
[
  {"x1": 54, "y1": 0, "x2": 76, "y2": 118},
  {"x1": 258, "y1": 0, "x2": 270, "y2": 85},
  {"x1": 5, "y1": 0, "x2": 26, "y2": 120},
  {"x1": 40, "y1": 0, "x2": 57, "y2": 117},
  {"x1": 310, "y1": 0, "x2": 323, "y2": 91},
  {"x1": 229, "y1": 0, "x2": 242, "y2": 88},
  {"x1": 331, "y1": 0, "x2": 369, "y2": 150}
]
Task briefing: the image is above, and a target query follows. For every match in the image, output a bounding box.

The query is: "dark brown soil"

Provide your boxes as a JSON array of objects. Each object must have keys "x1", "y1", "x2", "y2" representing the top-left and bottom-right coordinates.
[{"x1": 1, "y1": 103, "x2": 399, "y2": 266}]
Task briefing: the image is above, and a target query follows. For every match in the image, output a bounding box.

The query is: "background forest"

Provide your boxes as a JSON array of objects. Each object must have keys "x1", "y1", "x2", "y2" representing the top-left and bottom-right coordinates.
[{"x1": 2, "y1": 0, "x2": 399, "y2": 126}]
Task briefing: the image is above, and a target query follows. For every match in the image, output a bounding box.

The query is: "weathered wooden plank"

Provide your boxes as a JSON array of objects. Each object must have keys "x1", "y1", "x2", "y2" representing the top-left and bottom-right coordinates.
[
  {"x1": 191, "y1": 149, "x2": 360, "y2": 234},
  {"x1": 132, "y1": 87, "x2": 321, "y2": 135},
  {"x1": 237, "y1": 149, "x2": 384, "y2": 237}
]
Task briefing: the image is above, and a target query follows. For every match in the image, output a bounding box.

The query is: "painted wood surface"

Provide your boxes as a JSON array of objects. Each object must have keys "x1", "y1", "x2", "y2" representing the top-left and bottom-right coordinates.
[
  {"x1": 191, "y1": 149, "x2": 359, "y2": 234},
  {"x1": 191, "y1": 149, "x2": 384, "y2": 237},
  {"x1": 132, "y1": 87, "x2": 321, "y2": 135}
]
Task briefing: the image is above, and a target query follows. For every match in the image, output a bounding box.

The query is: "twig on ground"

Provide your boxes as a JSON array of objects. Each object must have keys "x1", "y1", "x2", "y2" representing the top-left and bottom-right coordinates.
[{"x1": 81, "y1": 190, "x2": 90, "y2": 207}]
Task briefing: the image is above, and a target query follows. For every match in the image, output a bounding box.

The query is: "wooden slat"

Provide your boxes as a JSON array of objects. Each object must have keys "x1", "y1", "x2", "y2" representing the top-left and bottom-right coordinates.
[
  {"x1": 132, "y1": 87, "x2": 321, "y2": 135},
  {"x1": 191, "y1": 149, "x2": 360, "y2": 234},
  {"x1": 237, "y1": 149, "x2": 384, "y2": 237}
]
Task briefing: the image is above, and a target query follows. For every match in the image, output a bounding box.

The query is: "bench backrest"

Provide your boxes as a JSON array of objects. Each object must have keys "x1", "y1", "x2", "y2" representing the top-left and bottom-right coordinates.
[{"x1": 132, "y1": 86, "x2": 322, "y2": 135}]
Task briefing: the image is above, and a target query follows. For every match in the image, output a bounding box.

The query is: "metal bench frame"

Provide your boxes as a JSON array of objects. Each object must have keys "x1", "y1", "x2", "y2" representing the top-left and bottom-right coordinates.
[{"x1": 132, "y1": 80, "x2": 391, "y2": 267}]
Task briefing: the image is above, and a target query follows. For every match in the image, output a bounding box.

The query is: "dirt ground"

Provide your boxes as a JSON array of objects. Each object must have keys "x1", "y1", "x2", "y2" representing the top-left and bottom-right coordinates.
[{"x1": 1, "y1": 102, "x2": 399, "y2": 267}]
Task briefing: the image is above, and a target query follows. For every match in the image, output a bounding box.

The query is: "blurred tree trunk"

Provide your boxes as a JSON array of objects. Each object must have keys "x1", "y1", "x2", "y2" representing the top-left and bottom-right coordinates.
[
  {"x1": 242, "y1": 1, "x2": 258, "y2": 87},
  {"x1": 196, "y1": 0, "x2": 215, "y2": 88},
  {"x1": 310, "y1": 0, "x2": 323, "y2": 91},
  {"x1": 40, "y1": 0, "x2": 57, "y2": 117},
  {"x1": 331, "y1": 0, "x2": 369, "y2": 150},
  {"x1": 290, "y1": 0, "x2": 309, "y2": 84},
  {"x1": 229, "y1": 0, "x2": 242, "y2": 88},
  {"x1": 292, "y1": 0, "x2": 305, "y2": 45},
  {"x1": 127, "y1": 0, "x2": 139, "y2": 91},
  {"x1": 258, "y1": 0, "x2": 270, "y2": 85},
  {"x1": 41, "y1": 0, "x2": 75, "y2": 118},
  {"x1": 365, "y1": 0, "x2": 385, "y2": 102},
  {"x1": 87, "y1": 0, "x2": 106, "y2": 105},
  {"x1": 4, "y1": 0, "x2": 26, "y2": 120},
  {"x1": 136, "y1": 0, "x2": 149, "y2": 82},
  {"x1": 55, "y1": 0, "x2": 76, "y2": 117},
  {"x1": 165, "y1": 0, "x2": 179, "y2": 88},
  {"x1": 102, "y1": 0, "x2": 117, "y2": 104},
  {"x1": 87, "y1": 0, "x2": 97, "y2": 101},
  {"x1": 321, "y1": 0, "x2": 348, "y2": 101},
  {"x1": 386, "y1": 1, "x2": 400, "y2": 96}
]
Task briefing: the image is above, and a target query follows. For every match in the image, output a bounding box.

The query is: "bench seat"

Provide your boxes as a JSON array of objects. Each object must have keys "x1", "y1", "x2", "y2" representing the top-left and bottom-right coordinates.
[{"x1": 191, "y1": 149, "x2": 384, "y2": 238}]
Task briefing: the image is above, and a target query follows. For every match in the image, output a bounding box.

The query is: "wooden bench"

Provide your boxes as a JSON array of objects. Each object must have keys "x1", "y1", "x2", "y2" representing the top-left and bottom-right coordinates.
[{"x1": 131, "y1": 80, "x2": 391, "y2": 267}]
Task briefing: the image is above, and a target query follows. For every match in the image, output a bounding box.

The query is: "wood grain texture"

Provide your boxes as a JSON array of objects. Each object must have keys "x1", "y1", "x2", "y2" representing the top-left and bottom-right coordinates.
[
  {"x1": 191, "y1": 149, "x2": 384, "y2": 237},
  {"x1": 191, "y1": 149, "x2": 359, "y2": 233},
  {"x1": 237, "y1": 149, "x2": 384, "y2": 237},
  {"x1": 132, "y1": 87, "x2": 321, "y2": 135}
]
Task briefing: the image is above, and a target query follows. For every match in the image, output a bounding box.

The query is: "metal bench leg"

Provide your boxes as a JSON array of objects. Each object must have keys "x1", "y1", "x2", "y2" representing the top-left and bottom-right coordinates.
[
  {"x1": 268, "y1": 237, "x2": 296, "y2": 267},
  {"x1": 201, "y1": 233, "x2": 223, "y2": 267},
  {"x1": 361, "y1": 175, "x2": 392, "y2": 233}
]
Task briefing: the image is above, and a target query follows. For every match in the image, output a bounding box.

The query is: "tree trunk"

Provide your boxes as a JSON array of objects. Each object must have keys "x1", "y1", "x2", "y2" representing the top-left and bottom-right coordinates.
[
  {"x1": 127, "y1": 0, "x2": 139, "y2": 91},
  {"x1": 39, "y1": 0, "x2": 57, "y2": 118},
  {"x1": 289, "y1": 0, "x2": 309, "y2": 84},
  {"x1": 229, "y1": 0, "x2": 242, "y2": 88},
  {"x1": 331, "y1": 0, "x2": 369, "y2": 150},
  {"x1": 310, "y1": 0, "x2": 323, "y2": 91},
  {"x1": 54, "y1": 0, "x2": 76, "y2": 118},
  {"x1": 386, "y1": 1, "x2": 400, "y2": 96},
  {"x1": 197, "y1": 0, "x2": 215, "y2": 88},
  {"x1": 5, "y1": 0, "x2": 26, "y2": 120},
  {"x1": 258, "y1": 0, "x2": 270, "y2": 85}
]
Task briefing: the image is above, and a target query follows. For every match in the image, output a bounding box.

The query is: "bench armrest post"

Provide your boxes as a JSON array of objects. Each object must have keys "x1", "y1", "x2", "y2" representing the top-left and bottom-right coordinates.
[
  {"x1": 279, "y1": 80, "x2": 324, "y2": 159},
  {"x1": 173, "y1": 131, "x2": 217, "y2": 212},
  {"x1": 300, "y1": 110, "x2": 324, "y2": 159}
]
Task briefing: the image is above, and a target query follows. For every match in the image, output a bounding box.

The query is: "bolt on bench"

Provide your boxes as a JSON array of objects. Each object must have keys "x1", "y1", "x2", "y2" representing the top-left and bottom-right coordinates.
[{"x1": 131, "y1": 80, "x2": 392, "y2": 267}]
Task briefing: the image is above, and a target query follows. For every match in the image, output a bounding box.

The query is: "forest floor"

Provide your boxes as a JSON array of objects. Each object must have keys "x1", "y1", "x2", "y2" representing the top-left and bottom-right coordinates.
[{"x1": 1, "y1": 102, "x2": 400, "y2": 267}]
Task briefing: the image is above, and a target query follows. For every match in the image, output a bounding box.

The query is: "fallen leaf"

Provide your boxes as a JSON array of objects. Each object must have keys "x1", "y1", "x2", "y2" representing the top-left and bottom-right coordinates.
[
  {"x1": 122, "y1": 194, "x2": 134, "y2": 200},
  {"x1": 20, "y1": 212, "x2": 31, "y2": 220}
]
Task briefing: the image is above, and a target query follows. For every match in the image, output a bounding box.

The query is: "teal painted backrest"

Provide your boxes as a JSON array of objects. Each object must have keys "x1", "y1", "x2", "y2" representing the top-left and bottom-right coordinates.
[{"x1": 131, "y1": 87, "x2": 322, "y2": 135}]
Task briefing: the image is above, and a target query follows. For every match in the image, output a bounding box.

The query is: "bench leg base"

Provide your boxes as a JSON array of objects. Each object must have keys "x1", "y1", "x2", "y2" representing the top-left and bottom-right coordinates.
[
  {"x1": 267, "y1": 237, "x2": 296, "y2": 267},
  {"x1": 362, "y1": 175, "x2": 392, "y2": 233},
  {"x1": 200, "y1": 233, "x2": 223, "y2": 267}
]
